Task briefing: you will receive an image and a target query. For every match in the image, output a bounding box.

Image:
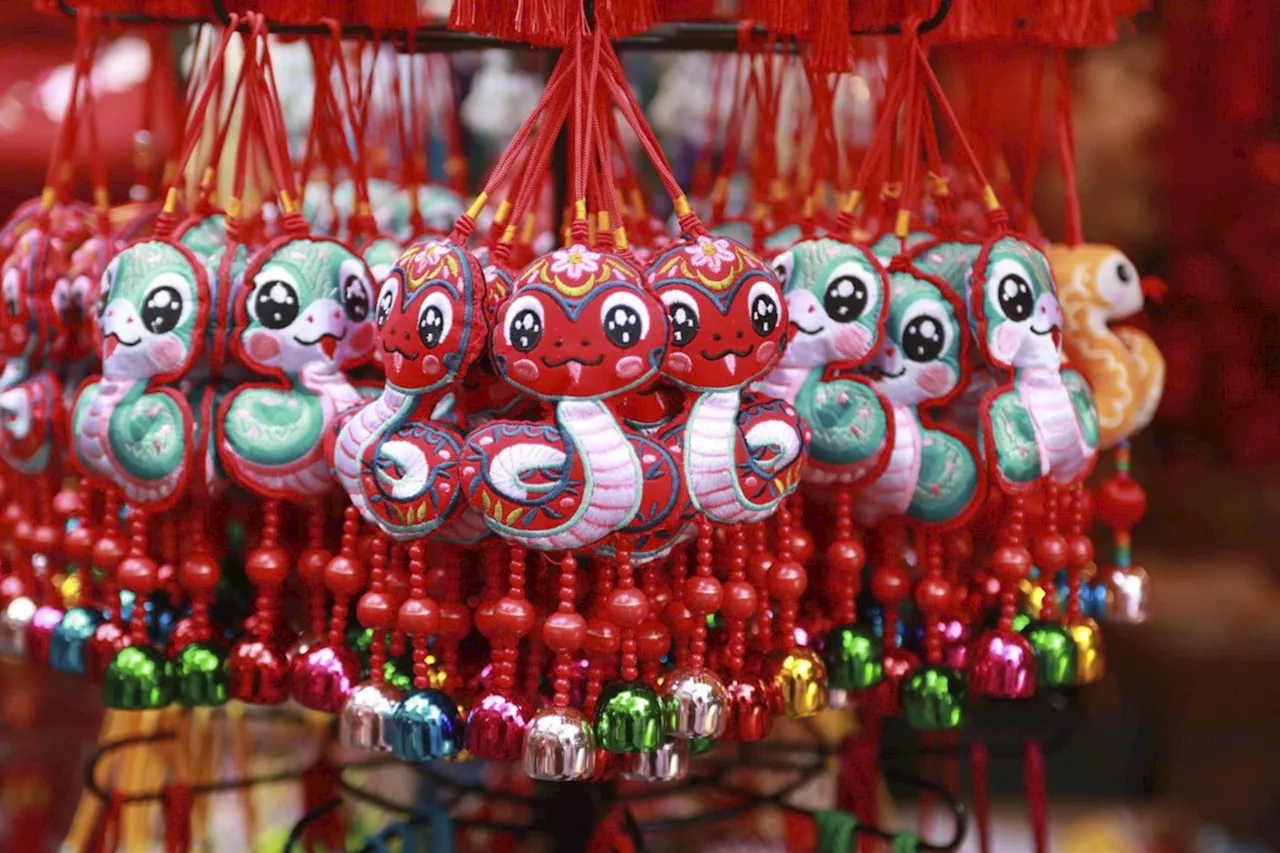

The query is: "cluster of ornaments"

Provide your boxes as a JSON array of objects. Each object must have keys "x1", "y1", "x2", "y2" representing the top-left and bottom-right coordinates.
[{"x1": 0, "y1": 18, "x2": 1164, "y2": 787}]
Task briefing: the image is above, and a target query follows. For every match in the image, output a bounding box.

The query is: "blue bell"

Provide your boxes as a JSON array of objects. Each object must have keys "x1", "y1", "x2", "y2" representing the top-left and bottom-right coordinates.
[
  {"x1": 385, "y1": 689, "x2": 462, "y2": 762},
  {"x1": 49, "y1": 607, "x2": 105, "y2": 674}
]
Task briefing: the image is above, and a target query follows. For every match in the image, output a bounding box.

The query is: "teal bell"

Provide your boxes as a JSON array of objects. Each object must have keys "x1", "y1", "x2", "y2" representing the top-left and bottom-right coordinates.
[
  {"x1": 174, "y1": 641, "x2": 229, "y2": 707},
  {"x1": 49, "y1": 607, "x2": 104, "y2": 674},
  {"x1": 1021, "y1": 620, "x2": 1078, "y2": 689},
  {"x1": 385, "y1": 689, "x2": 462, "y2": 762},
  {"x1": 900, "y1": 664, "x2": 966, "y2": 731},
  {"x1": 595, "y1": 681, "x2": 666, "y2": 754},
  {"x1": 823, "y1": 624, "x2": 884, "y2": 690},
  {"x1": 104, "y1": 644, "x2": 174, "y2": 710}
]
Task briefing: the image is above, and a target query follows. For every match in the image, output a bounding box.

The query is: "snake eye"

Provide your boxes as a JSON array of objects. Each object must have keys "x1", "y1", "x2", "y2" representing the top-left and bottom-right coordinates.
[
  {"x1": 747, "y1": 279, "x2": 782, "y2": 338},
  {"x1": 902, "y1": 315, "x2": 945, "y2": 363},
  {"x1": 771, "y1": 250, "x2": 794, "y2": 289},
  {"x1": 252, "y1": 266, "x2": 301, "y2": 330},
  {"x1": 375, "y1": 278, "x2": 397, "y2": 329},
  {"x1": 342, "y1": 275, "x2": 371, "y2": 323},
  {"x1": 141, "y1": 285, "x2": 184, "y2": 335},
  {"x1": 600, "y1": 291, "x2": 651, "y2": 350},
  {"x1": 417, "y1": 291, "x2": 454, "y2": 349},
  {"x1": 997, "y1": 273, "x2": 1034, "y2": 322},
  {"x1": 504, "y1": 295, "x2": 544, "y2": 354},
  {"x1": 661, "y1": 291, "x2": 700, "y2": 348}
]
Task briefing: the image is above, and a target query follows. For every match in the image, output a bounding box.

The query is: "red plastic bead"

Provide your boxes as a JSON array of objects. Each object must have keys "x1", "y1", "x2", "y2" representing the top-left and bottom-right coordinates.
[
  {"x1": 52, "y1": 488, "x2": 85, "y2": 520},
  {"x1": 437, "y1": 603, "x2": 471, "y2": 640},
  {"x1": 947, "y1": 531, "x2": 974, "y2": 563},
  {"x1": 65, "y1": 524, "x2": 96, "y2": 565},
  {"x1": 871, "y1": 565, "x2": 910, "y2": 604},
  {"x1": 585, "y1": 618, "x2": 620, "y2": 655},
  {"x1": 31, "y1": 523, "x2": 60, "y2": 555},
  {"x1": 721, "y1": 580, "x2": 758, "y2": 621},
  {"x1": 542, "y1": 612, "x2": 586, "y2": 652},
  {"x1": 990, "y1": 545, "x2": 1033, "y2": 584},
  {"x1": 606, "y1": 588, "x2": 650, "y2": 627},
  {"x1": 1066, "y1": 533, "x2": 1094, "y2": 567},
  {"x1": 492, "y1": 596, "x2": 536, "y2": 638},
  {"x1": 398, "y1": 597, "x2": 439, "y2": 637},
  {"x1": 246, "y1": 546, "x2": 290, "y2": 587},
  {"x1": 826, "y1": 539, "x2": 866, "y2": 574},
  {"x1": 789, "y1": 530, "x2": 815, "y2": 564},
  {"x1": 117, "y1": 555, "x2": 159, "y2": 594},
  {"x1": 297, "y1": 547, "x2": 331, "y2": 587},
  {"x1": 636, "y1": 620, "x2": 670, "y2": 660},
  {"x1": 684, "y1": 575, "x2": 723, "y2": 614},
  {"x1": 768, "y1": 560, "x2": 807, "y2": 599},
  {"x1": 746, "y1": 552, "x2": 775, "y2": 587},
  {"x1": 357, "y1": 591, "x2": 396, "y2": 629},
  {"x1": 662, "y1": 599, "x2": 697, "y2": 638},
  {"x1": 92, "y1": 533, "x2": 127, "y2": 573},
  {"x1": 0, "y1": 574, "x2": 26, "y2": 604},
  {"x1": 322, "y1": 553, "x2": 365, "y2": 596},
  {"x1": 1032, "y1": 533, "x2": 1069, "y2": 573},
  {"x1": 914, "y1": 576, "x2": 952, "y2": 614},
  {"x1": 180, "y1": 553, "x2": 221, "y2": 593}
]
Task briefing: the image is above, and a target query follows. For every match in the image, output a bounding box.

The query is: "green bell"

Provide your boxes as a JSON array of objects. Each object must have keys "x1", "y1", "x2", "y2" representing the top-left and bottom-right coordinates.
[
  {"x1": 1010, "y1": 611, "x2": 1032, "y2": 634},
  {"x1": 175, "y1": 641, "x2": 228, "y2": 707},
  {"x1": 823, "y1": 624, "x2": 884, "y2": 690},
  {"x1": 1021, "y1": 620, "x2": 1078, "y2": 689},
  {"x1": 595, "y1": 681, "x2": 666, "y2": 754},
  {"x1": 383, "y1": 655, "x2": 415, "y2": 694},
  {"x1": 104, "y1": 644, "x2": 174, "y2": 710},
  {"x1": 900, "y1": 664, "x2": 966, "y2": 731},
  {"x1": 687, "y1": 736, "x2": 717, "y2": 756}
]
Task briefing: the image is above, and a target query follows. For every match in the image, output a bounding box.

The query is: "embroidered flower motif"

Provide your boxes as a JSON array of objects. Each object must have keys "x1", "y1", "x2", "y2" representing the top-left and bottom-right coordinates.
[
  {"x1": 551, "y1": 243, "x2": 600, "y2": 279},
  {"x1": 688, "y1": 236, "x2": 736, "y2": 273}
]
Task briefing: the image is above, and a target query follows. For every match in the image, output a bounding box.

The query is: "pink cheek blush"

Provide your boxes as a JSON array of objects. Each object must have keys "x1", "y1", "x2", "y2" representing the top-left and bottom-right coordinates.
[
  {"x1": 246, "y1": 331, "x2": 281, "y2": 363},
  {"x1": 422, "y1": 354, "x2": 442, "y2": 375},
  {"x1": 615, "y1": 355, "x2": 644, "y2": 379},
  {"x1": 511, "y1": 359, "x2": 539, "y2": 382},
  {"x1": 667, "y1": 352, "x2": 693, "y2": 374},
  {"x1": 994, "y1": 323, "x2": 1021, "y2": 362},
  {"x1": 755, "y1": 341, "x2": 777, "y2": 364},
  {"x1": 835, "y1": 326, "x2": 872, "y2": 361},
  {"x1": 151, "y1": 337, "x2": 185, "y2": 371},
  {"x1": 918, "y1": 364, "x2": 955, "y2": 397}
]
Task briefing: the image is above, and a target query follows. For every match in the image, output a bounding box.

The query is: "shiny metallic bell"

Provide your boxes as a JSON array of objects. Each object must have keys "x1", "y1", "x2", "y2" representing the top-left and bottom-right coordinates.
[
  {"x1": 339, "y1": 680, "x2": 403, "y2": 752},
  {"x1": 661, "y1": 667, "x2": 728, "y2": 740},
  {"x1": 523, "y1": 706, "x2": 596, "y2": 781},
  {"x1": 621, "y1": 737, "x2": 689, "y2": 783}
]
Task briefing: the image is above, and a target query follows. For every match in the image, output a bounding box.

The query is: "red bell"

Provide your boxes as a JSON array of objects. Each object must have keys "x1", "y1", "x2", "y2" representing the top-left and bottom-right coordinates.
[{"x1": 226, "y1": 637, "x2": 292, "y2": 705}]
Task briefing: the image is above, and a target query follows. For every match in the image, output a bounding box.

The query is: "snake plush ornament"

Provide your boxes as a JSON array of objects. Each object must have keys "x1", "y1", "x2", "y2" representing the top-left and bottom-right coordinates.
[
  {"x1": 461, "y1": 241, "x2": 669, "y2": 551},
  {"x1": 967, "y1": 236, "x2": 1100, "y2": 491},
  {"x1": 761, "y1": 238, "x2": 892, "y2": 489},
  {"x1": 856, "y1": 267, "x2": 985, "y2": 528},
  {"x1": 1045, "y1": 244, "x2": 1165, "y2": 449},
  {"x1": 71, "y1": 241, "x2": 207, "y2": 509},
  {"x1": 647, "y1": 234, "x2": 807, "y2": 525},
  {"x1": 217, "y1": 237, "x2": 376, "y2": 502},
  {"x1": 332, "y1": 240, "x2": 488, "y2": 543}
]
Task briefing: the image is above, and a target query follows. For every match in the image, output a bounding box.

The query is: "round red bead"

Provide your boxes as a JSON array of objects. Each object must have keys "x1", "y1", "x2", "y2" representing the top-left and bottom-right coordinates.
[
  {"x1": 990, "y1": 545, "x2": 1033, "y2": 583},
  {"x1": 322, "y1": 554, "x2": 364, "y2": 595},
  {"x1": 721, "y1": 580, "x2": 758, "y2": 620},
  {"x1": 542, "y1": 612, "x2": 586, "y2": 652},
  {"x1": 746, "y1": 552, "x2": 775, "y2": 587},
  {"x1": 247, "y1": 546, "x2": 290, "y2": 587},
  {"x1": 871, "y1": 565, "x2": 910, "y2": 604},
  {"x1": 768, "y1": 560, "x2": 807, "y2": 599},
  {"x1": 636, "y1": 620, "x2": 670, "y2": 660},
  {"x1": 826, "y1": 539, "x2": 866, "y2": 574},
  {"x1": 492, "y1": 596, "x2": 535, "y2": 637},
  {"x1": 65, "y1": 524, "x2": 96, "y2": 564},
  {"x1": 92, "y1": 533, "x2": 126, "y2": 574},
  {"x1": 31, "y1": 523, "x2": 60, "y2": 555},
  {"x1": 357, "y1": 591, "x2": 396, "y2": 629},
  {"x1": 789, "y1": 530, "x2": 815, "y2": 564},
  {"x1": 684, "y1": 575, "x2": 723, "y2": 614},
  {"x1": 1032, "y1": 532, "x2": 1069, "y2": 573},
  {"x1": 606, "y1": 588, "x2": 650, "y2": 627},
  {"x1": 914, "y1": 576, "x2": 952, "y2": 614},
  {"x1": 52, "y1": 488, "x2": 85, "y2": 520},
  {"x1": 585, "y1": 618, "x2": 620, "y2": 655},
  {"x1": 297, "y1": 547, "x2": 330, "y2": 586},
  {"x1": 180, "y1": 553, "x2": 221, "y2": 593},
  {"x1": 1066, "y1": 533, "x2": 1094, "y2": 567},
  {"x1": 398, "y1": 597, "x2": 439, "y2": 636},
  {"x1": 437, "y1": 603, "x2": 471, "y2": 640},
  {"x1": 117, "y1": 555, "x2": 159, "y2": 594}
]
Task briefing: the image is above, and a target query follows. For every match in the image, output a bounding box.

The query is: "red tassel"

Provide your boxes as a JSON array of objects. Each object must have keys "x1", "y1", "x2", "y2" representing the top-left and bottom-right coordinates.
[
  {"x1": 87, "y1": 791, "x2": 124, "y2": 853},
  {"x1": 302, "y1": 759, "x2": 347, "y2": 851},
  {"x1": 1023, "y1": 739, "x2": 1050, "y2": 853},
  {"x1": 164, "y1": 785, "x2": 194, "y2": 853},
  {"x1": 599, "y1": 0, "x2": 657, "y2": 37},
  {"x1": 811, "y1": 0, "x2": 852, "y2": 72}
]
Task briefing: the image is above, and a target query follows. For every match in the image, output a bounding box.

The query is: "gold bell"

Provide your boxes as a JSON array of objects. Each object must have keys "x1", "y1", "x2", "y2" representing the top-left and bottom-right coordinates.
[
  {"x1": 768, "y1": 647, "x2": 828, "y2": 718},
  {"x1": 1065, "y1": 616, "x2": 1106, "y2": 684}
]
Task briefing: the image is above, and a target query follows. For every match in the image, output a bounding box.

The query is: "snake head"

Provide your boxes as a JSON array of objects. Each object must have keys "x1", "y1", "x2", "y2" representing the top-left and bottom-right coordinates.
[
  {"x1": 647, "y1": 235, "x2": 787, "y2": 392},
  {"x1": 375, "y1": 240, "x2": 488, "y2": 394},
  {"x1": 99, "y1": 240, "x2": 209, "y2": 383},
  {"x1": 864, "y1": 270, "x2": 965, "y2": 408},
  {"x1": 54, "y1": 234, "x2": 111, "y2": 364},
  {"x1": 236, "y1": 238, "x2": 376, "y2": 377},
  {"x1": 417, "y1": 185, "x2": 466, "y2": 236},
  {"x1": 770, "y1": 238, "x2": 888, "y2": 370},
  {"x1": 0, "y1": 229, "x2": 61, "y2": 363},
  {"x1": 969, "y1": 237, "x2": 1062, "y2": 371},
  {"x1": 1047, "y1": 243, "x2": 1145, "y2": 327},
  {"x1": 491, "y1": 244, "x2": 667, "y2": 402}
]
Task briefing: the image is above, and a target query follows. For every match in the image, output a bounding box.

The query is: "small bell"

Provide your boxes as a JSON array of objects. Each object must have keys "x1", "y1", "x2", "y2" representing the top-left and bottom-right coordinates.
[
  {"x1": 339, "y1": 681, "x2": 403, "y2": 751},
  {"x1": 723, "y1": 676, "x2": 773, "y2": 742},
  {"x1": 866, "y1": 647, "x2": 919, "y2": 717},
  {"x1": 465, "y1": 691, "x2": 533, "y2": 761},
  {"x1": 0, "y1": 596, "x2": 35, "y2": 659},
  {"x1": 86, "y1": 621, "x2": 128, "y2": 683},
  {"x1": 1107, "y1": 566, "x2": 1149, "y2": 624},
  {"x1": 1065, "y1": 615, "x2": 1106, "y2": 684},
  {"x1": 385, "y1": 689, "x2": 462, "y2": 762},
  {"x1": 827, "y1": 687, "x2": 856, "y2": 711},
  {"x1": 174, "y1": 641, "x2": 229, "y2": 707},
  {"x1": 595, "y1": 681, "x2": 666, "y2": 754},
  {"x1": 103, "y1": 644, "x2": 174, "y2": 710},
  {"x1": 1021, "y1": 620, "x2": 1078, "y2": 689},
  {"x1": 900, "y1": 664, "x2": 966, "y2": 731},
  {"x1": 290, "y1": 643, "x2": 361, "y2": 714},
  {"x1": 768, "y1": 647, "x2": 828, "y2": 718},
  {"x1": 661, "y1": 667, "x2": 728, "y2": 740},
  {"x1": 25, "y1": 604, "x2": 64, "y2": 666},
  {"x1": 621, "y1": 737, "x2": 689, "y2": 782},
  {"x1": 969, "y1": 629, "x2": 1036, "y2": 700},
  {"x1": 49, "y1": 607, "x2": 103, "y2": 674},
  {"x1": 523, "y1": 706, "x2": 597, "y2": 781},
  {"x1": 226, "y1": 636, "x2": 292, "y2": 704},
  {"x1": 823, "y1": 624, "x2": 883, "y2": 690}
]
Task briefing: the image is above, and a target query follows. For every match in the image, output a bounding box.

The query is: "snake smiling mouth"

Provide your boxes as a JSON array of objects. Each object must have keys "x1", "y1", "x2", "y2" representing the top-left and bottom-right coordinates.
[
  {"x1": 541, "y1": 354, "x2": 605, "y2": 369},
  {"x1": 866, "y1": 365, "x2": 906, "y2": 380},
  {"x1": 1029, "y1": 324, "x2": 1059, "y2": 336},
  {"x1": 790, "y1": 322, "x2": 824, "y2": 336},
  {"x1": 383, "y1": 344, "x2": 421, "y2": 361},
  {"x1": 105, "y1": 332, "x2": 141, "y2": 348},
  {"x1": 700, "y1": 344, "x2": 755, "y2": 377},
  {"x1": 295, "y1": 332, "x2": 346, "y2": 360}
]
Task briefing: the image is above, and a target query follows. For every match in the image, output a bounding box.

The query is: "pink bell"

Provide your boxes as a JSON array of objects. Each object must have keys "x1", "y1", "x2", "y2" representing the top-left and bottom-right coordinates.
[
  {"x1": 969, "y1": 629, "x2": 1036, "y2": 699},
  {"x1": 466, "y1": 692, "x2": 533, "y2": 762},
  {"x1": 290, "y1": 643, "x2": 361, "y2": 713}
]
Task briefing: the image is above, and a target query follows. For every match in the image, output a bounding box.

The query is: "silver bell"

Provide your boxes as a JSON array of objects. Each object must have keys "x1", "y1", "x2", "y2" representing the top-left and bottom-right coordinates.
[
  {"x1": 621, "y1": 737, "x2": 689, "y2": 782},
  {"x1": 0, "y1": 597, "x2": 36, "y2": 660},
  {"x1": 661, "y1": 667, "x2": 729, "y2": 739},
  {"x1": 1107, "y1": 566, "x2": 1150, "y2": 625},
  {"x1": 523, "y1": 706, "x2": 596, "y2": 781},
  {"x1": 339, "y1": 681, "x2": 403, "y2": 751}
]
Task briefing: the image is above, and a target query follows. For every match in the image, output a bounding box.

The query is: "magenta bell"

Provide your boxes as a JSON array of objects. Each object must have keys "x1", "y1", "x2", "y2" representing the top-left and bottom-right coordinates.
[
  {"x1": 290, "y1": 643, "x2": 361, "y2": 713},
  {"x1": 24, "y1": 604, "x2": 64, "y2": 666},
  {"x1": 969, "y1": 629, "x2": 1036, "y2": 699},
  {"x1": 466, "y1": 691, "x2": 533, "y2": 761}
]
